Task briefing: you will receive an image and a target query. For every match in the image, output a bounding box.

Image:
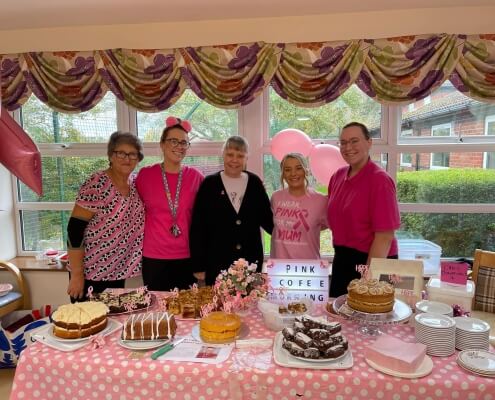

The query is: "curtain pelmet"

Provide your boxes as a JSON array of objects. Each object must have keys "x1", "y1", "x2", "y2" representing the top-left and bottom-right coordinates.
[{"x1": 2, "y1": 34, "x2": 495, "y2": 111}]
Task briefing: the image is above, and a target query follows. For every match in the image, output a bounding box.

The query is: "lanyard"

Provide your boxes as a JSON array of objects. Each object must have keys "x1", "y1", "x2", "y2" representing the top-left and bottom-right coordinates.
[{"x1": 160, "y1": 163, "x2": 183, "y2": 237}]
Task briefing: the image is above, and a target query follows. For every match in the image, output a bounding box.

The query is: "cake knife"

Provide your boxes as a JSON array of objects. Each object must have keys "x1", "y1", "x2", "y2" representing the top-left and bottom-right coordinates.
[{"x1": 151, "y1": 338, "x2": 185, "y2": 360}]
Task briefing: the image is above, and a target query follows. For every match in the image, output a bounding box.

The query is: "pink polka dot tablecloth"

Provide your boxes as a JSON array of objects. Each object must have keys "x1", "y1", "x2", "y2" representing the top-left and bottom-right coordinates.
[{"x1": 9, "y1": 298, "x2": 495, "y2": 400}]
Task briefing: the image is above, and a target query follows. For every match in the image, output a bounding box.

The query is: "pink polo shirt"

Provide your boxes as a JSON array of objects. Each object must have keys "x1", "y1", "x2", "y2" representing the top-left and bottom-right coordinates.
[
  {"x1": 136, "y1": 164, "x2": 204, "y2": 259},
  {"x1": 327, "y1": 159, "x2": 400, "y2": 256}
]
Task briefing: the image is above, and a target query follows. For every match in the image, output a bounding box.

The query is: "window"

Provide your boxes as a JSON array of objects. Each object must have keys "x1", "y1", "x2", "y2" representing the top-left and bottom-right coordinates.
[
  {"x1": 430, "y1": 152, "x2": 449, "y2": 169},
  {"x1": 429, "y1": 123, "x2": 451, "y2": 168},
  {"x1": 398, "y1": 82, "x2": 495, "y2": 257},
  {"x1": 268, "y1": 85, "x2": 382, "y2": 139},
  {"x1": 136, "y1": 90, "x2": 238, "y2": 142},
  {"x1": 400, "y1": 130, "x2": 413, "y2": 167},
  {"x1": 9, "y1": 81, "x2": 495, "y2": 258},
  {"x1": 14, "y1": 90, "x2": 237, "y2": 254},
  {"x1": 400, "y1": 153, "x2": 412, "y2": 167},
  {"x1": 431, "y1": 123, "x2": 452, "y2": 137},
  {"x1": 15, "y1": 93, "x2": 117, "y2": 252},
  {"x1": 484, "y1": 115, "x2": 495, "y2": 169}
]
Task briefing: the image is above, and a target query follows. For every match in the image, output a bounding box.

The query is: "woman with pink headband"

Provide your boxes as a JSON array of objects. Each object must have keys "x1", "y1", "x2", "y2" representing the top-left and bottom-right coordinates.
[{"x1": 136, "y1": 117, "x2": 204, "y2": 290}]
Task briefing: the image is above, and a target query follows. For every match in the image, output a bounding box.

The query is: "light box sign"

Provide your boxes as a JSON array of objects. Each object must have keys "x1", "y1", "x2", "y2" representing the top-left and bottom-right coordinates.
[{"x1": 265, "y1": 259, "x2": 329, "y2": 304}]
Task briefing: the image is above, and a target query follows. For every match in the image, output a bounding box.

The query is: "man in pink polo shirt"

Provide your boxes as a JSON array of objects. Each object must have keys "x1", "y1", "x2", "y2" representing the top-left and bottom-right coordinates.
[{"x1": 327, "y1": 122, "x2": 401, "y2": 297}]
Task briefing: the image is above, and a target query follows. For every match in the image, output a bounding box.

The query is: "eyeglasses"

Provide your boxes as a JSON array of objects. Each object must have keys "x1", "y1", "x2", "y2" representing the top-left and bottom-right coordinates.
[
  {"x1": 113, "y1": 151, "x2": 139, "y2": 161},
  {"x1": 338, "y1": 138, "x2": 362, "y2": 148},
  {"x1": 165, "y1": 138, "x2": 191, "y2": 148}
]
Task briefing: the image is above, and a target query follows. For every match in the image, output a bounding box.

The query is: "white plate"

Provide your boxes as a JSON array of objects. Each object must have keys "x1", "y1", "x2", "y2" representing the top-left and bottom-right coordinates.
[
  {"x1": 258, "y1": 298, "x2": 314, "y2": 331},
  {"x1": 415, "y1": 300, "x2": 453, "y2": 316},
  {"x1": 118, "y1": 337, "x2": 170, "y2": 350},
  {"x1": 48, "y1": 318, "x2": 121, "y2": 343},
  {"x1": 272, "y1": 332, "x2": 353, "y2": 370},
  {"x1": 290, "y1": 348, "x2": 348, "y2": 363},
  {"x1": 191, "y1": 323, "x2": 250, "y2": 343},
  {"x1": 454, "y1": 317, "x2": 491, "y2": 333},
  {"x1": 31, "y1": 319, "x2": 122, "y2": 351},
  {"x1": 0, "y1": 283, "x2": 13, "y2": 297},
  {"x1": 415, "y1": 313, "x2": 456, "y2": 329},
  {"x1": 457, "y1": 361, "x2": 495, "y2": 377},
  {"x1": 365, "y1": 355, "x2": 433, "y2": 378},
  {"x1": 106, "y1": 293, "x2": 157, "y2": 315},
  {"x1": 458, "y1": 350, "x2": 495, "y2": 373},
  {"x1": 174, "y1": 313, "x2": 201, "y2": 321}
]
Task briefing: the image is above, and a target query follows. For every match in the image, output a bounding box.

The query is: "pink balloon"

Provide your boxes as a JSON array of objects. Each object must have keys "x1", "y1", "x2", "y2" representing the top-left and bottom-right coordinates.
[
  {"x1": 309, "y1": 144, "x2": 347, "y2": 186},
  {"x1": 0, "y1": 110, "x2": 42, "y2": 195},
  {"x1": 270, "y1": 129, "x2": 313, "y2": 161}
]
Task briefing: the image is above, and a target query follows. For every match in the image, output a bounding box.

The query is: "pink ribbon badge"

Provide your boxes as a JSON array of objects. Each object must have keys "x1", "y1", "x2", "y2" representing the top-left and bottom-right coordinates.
[{"x1": 292, "y1": 209, "x2": 310, "y2": 231}]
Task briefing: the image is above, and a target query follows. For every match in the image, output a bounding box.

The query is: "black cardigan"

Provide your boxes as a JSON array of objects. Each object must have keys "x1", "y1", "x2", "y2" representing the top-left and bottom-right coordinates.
[{"x1": 189, "y1": 171, "x2": 274, "y2": 285}]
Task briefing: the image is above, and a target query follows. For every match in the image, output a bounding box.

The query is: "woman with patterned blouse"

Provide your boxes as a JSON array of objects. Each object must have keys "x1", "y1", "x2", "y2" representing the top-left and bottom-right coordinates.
[{"x1": 66, "y1": 131, "x2": 145, "y2": 301}]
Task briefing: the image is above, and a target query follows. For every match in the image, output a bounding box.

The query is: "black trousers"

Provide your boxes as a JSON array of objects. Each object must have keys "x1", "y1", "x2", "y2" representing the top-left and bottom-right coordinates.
[
  {"x1": 69, "y1": 273, "x2": 125, "y2": 303},
  {"x1": 329, "y1": 245, "x2": 398, "y2": 298},
  {"x1": 142, "y1": 256, "x2": 195, "y2": 291}
]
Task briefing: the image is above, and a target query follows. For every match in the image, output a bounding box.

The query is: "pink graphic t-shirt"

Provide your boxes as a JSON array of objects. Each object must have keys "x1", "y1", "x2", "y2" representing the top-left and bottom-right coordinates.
[
  {"x1": 136, "y1": 164, "x2": 204, "y2": 259},
  {"x1": 270, "y1": 188, "x2": 328, "y2": 259},
  {"x1": 73, "y1": 171, "x2": 145, "y2": 281}
]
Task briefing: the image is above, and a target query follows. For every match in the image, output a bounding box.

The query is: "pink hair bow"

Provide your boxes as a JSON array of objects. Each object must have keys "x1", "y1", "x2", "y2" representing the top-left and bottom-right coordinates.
[{"x1": 166, "y1": 116, "x2": 192, "y2": 133}]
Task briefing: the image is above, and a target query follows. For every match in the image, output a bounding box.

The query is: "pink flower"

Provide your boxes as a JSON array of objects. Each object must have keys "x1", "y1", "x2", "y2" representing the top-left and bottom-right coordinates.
[{"x1": 213, "y1": 258, "x2": 267, "y2": 312}]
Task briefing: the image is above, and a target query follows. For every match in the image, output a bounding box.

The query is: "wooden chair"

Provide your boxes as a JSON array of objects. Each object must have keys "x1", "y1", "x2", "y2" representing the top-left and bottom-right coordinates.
[
  {"x1": 471, "y1": 249, "x2": 495, "y2": 313},
  {"x1": 0, "y1": 261, "x2": 28, "y2": 318}
]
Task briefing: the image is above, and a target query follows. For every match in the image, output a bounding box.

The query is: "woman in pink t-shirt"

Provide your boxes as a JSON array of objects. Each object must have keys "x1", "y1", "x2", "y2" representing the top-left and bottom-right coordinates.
[
  {"x1": 67, "y1": 132, "x2": 145, "y2": 301},
  {"x1": 327, "y1": 122, "x2": 401, "y2": 297},
  {"x1": 270, "y1": 153, "x2": 328, "y2": 260},
  {"x1": 136, "y1": 117, "x2": 203, "y2": 291}
]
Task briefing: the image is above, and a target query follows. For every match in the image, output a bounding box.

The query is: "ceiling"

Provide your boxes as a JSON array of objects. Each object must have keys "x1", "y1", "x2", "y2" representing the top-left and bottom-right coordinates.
[{"x1": 1, "y1": 0, "x2": 492, "y2": 31}]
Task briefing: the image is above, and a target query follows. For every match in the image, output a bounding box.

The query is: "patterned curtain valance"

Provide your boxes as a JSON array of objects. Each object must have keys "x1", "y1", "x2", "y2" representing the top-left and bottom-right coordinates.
[{"x1": 2, "y1": 34, "x2": 495, "y2": 112}]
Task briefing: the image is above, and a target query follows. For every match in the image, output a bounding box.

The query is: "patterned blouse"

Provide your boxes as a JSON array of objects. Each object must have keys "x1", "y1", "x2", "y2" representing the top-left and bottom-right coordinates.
[{"x1": 74, "y1": 170, "x2": 145, "y2": 281}]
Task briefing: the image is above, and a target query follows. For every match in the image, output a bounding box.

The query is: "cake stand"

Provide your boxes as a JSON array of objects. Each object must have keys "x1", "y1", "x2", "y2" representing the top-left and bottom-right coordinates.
[{"x1": 333, "y1": 295, "x2": 412, "y2": 336}]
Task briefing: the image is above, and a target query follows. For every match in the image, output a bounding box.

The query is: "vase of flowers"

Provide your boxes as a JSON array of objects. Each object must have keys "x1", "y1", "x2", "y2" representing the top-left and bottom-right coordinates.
[{"x1": 214, "y1": 258, "x2": 268, "y2": 314}]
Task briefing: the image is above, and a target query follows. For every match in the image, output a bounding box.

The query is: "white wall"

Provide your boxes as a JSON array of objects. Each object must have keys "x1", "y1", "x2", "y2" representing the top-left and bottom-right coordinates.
[
  {"x1": 2, "y1": 6, "x2": 495, "y2": 53},
  {"x1": 0, "y1": 270, "x2": 144, "y2": 309},
  {"x1": 0, "y1": 165, "x2": 16, "y2": 260}
]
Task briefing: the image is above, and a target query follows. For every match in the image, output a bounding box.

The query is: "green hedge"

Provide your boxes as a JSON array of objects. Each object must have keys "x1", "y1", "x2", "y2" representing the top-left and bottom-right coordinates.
[{"x1": 397, "y1": 168, "x2": 495, "y2": 257}]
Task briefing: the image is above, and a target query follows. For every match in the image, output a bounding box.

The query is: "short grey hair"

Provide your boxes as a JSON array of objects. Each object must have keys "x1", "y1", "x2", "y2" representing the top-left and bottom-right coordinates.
[
  {"x1": 107, "y1": 131, "x2": 144, "y2": 161},
  {"x1": 223, "y1": 136, "x2": 249, "y2": 153}
]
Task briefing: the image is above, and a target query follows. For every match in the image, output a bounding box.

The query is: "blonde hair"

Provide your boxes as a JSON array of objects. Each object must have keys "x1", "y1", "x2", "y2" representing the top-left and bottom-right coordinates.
[{"x1": 280, "y1": 153, "x2": 309, "y2": 189}]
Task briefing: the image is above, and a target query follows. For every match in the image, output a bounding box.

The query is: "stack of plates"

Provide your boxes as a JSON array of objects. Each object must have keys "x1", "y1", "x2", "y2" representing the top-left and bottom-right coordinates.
[
  {"x1": 454, "y1": 317, "x2": 490, "y2": 351},
  {"x1": 457, "y1": 349, "x2": 495, "y2": 377},
  {"x1": 415, "y1": 313, "x2": 456, "y2": 357},
  {"x1": 415, "y1": 300, "x2": 453, "y2": 316}
]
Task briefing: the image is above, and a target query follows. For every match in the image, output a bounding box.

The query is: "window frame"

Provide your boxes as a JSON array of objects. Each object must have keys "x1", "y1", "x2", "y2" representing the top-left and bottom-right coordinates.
[
  {"x1": 10, "y1": 89, "x2": 495, "y2": 256},
  {"x1": 483, "y1": 115, "x2": 495, "y2": 169}
]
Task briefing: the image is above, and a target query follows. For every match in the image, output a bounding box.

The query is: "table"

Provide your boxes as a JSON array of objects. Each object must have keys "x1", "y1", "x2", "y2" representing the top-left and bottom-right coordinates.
[{"x1": 9, "y1": 298, "x2": 495, "y2": 400}]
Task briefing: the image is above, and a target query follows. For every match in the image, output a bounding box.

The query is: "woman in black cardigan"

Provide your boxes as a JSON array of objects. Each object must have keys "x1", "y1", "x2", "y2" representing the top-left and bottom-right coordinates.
[{"x1": 190, "y1": 136, "x2": 274, "y2": 285}]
